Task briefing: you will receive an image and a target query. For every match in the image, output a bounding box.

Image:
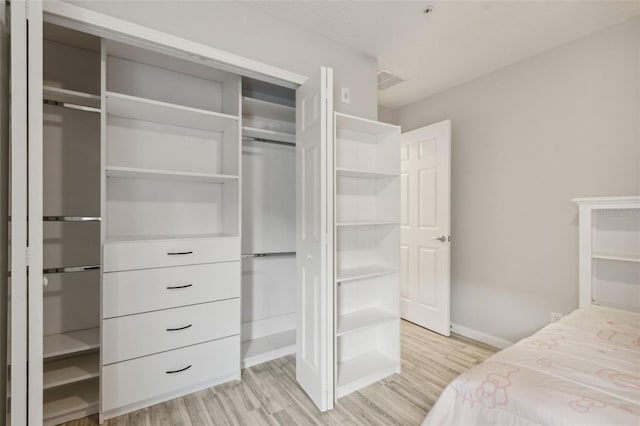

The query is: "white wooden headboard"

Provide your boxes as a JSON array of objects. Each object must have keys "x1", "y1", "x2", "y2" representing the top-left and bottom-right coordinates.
[{"x1": 572, "y1": 196, "x2": 640, "y2": 311}]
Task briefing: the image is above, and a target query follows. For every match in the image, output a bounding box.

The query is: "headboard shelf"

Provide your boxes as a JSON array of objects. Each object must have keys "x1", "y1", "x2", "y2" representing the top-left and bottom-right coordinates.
[{"x1": 572, "y1": 196, "x2": 640, "y2": 311}]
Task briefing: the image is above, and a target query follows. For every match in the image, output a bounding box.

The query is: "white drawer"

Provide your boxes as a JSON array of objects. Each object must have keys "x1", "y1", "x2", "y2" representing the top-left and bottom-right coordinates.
[
  {"x1": 102, "y1": 299, "x2": 239, "y2": 364},
  {"x1": 102, "y1": 335, "x2": 239, "y2": 412},
  {"x1": 103, "y1": 236, "x2": 240, "y2": 272},
  {"x1": 103, "y1": 262, "x2": 240, "y2": 318}
]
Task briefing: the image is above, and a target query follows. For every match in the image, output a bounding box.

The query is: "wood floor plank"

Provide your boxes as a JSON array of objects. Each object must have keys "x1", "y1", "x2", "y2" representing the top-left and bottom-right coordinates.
[{"x1": 61, "y1": 321, "x2": 497, "y2": 426}]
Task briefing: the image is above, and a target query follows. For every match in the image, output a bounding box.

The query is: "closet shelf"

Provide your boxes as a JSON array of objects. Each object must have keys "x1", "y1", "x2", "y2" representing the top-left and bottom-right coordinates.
[
  {"x1": 106, "y1": 92, "x2": 238, "y2": 133},
  {"x1": 43, "y1": 379, "x2": 99, "y2": 425},
  {"x1": 44, "y1": 352, "x2": 100, "y2": 390},
  {"x1": 336, "y1": 351, "x2": 398, "y2": 398},
  {"x1": 241, "y1": 329, "x2": 296, "y2": 369},
  {"x1": 106, "y1": 166, "x2": 239, "y2": 184},
  {"x1": 336, "y1": 168, "x2": 398, "y2": 179},
  {"x1": 335, "y1": 112, "x2": 400, "y2": 138},
  {"x1": 105, "y1": 233, "x2": 237, "y2": 243},
  {"x1": 243, "y1": 126, "x2": 295, "y2": 144},
  {"x1": 44, "y1": 328, "x2": 100, "y2": 359},
  {"x1": 337, "y1": 308, "x2": 398, "y2": 336},
  {"x1": 336, "y1": 265, "x2": 398, "y2": 283},
  {"x1": 592, "y1": 252, "x2": 640, "y2": 263},
  {"x1": 336, "y1": 220, "x2": 398, "y2": 227},
  {"x1": 242, "y1": 96, "x2": 295, "y2": 123},
  {"x1": 43, "y1": 86, "x2": 101, "y2": 109}
]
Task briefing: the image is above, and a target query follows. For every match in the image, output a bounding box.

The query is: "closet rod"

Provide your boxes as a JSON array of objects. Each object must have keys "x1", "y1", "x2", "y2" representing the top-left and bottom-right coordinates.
[
  {"x1": 242, "y1": 136, "x2": 295, "y2": 147},
  {"x1": 43, "y1": 99, "x2": 101, "y2": 114},
  {"x1": 43, "y1": 265, "x2": 100, "y2": 274},
  {"x1": 44, "y1": 216, "x2": 101, "y2": 222},
  {"x1": 242, "y1": 251, "x2": 296, "y2": 258}
]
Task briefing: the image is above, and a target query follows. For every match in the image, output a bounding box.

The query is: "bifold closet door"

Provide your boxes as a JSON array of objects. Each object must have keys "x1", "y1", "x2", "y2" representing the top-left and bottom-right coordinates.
[
  {"x1": 295, "y1": 67, "x2": 334, "y2": 412},
  {"x1": 8, "y1": 1, "x2": 28, "y2": 424},
  {"x1": 27, "y1": 1, "x2": 45, "y2": 424}
]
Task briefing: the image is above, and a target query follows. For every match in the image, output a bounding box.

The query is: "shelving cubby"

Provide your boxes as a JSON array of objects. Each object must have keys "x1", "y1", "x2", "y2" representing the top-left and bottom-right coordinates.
[
  {"x1": 333, "y1": 112, "x2": 401, "y2": 398},
  {"x1": 41, "y1": 23, "x2": 103, "y2": 426},
  {"x1": 104, "y1": 41, "x2": 242, "y2": 242},
  {"x1": 590, "y1": 206, "x2": 640, "y2": 310}
]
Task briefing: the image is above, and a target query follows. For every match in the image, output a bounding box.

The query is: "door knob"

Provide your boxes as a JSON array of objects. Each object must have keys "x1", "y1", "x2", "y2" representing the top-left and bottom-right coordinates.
[{"x1": 432, "y1": 235, "x2": 446, "y2": 242}]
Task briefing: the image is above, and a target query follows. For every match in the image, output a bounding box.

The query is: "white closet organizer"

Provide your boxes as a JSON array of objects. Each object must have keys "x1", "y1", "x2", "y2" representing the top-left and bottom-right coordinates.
[
  {"x1": 573, "y1": 196, "x2": 640, "y2": 311},
  {"x1": 334, "y1": 113, "x2": 401, "y2": 398},
  {"x1": 9, "y1": 4, "x2": 402, "y2": 423},
  {"x1": 101, "y1": 39, "x2": 242, "y2": 420},
  {"x1": 41, "y1": 24, "x2": 102, "y2": 426},
  {"x1": 240, "y1": 78, "x2": 297, "y2": 368}
]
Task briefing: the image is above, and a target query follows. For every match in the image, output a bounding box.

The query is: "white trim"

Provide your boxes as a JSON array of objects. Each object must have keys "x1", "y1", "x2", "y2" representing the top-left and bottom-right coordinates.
[
  {"x1": 42, "y1": 1, "x2": 306, "y2": 89},
  {"x1": 450, "y1": 323, "x2": 514, "y2": 350},
  {"x1": 572, "y1": 196, "x2": 640, "y2": 206}
]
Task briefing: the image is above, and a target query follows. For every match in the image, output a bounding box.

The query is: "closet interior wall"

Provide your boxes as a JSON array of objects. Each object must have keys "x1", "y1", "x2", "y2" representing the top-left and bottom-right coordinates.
[{"x1": 240, "y1": 78, "x2": 297, "y2": 368}]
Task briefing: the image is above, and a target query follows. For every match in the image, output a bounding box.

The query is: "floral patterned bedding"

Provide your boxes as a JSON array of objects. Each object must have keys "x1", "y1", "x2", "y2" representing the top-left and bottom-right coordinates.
[{"x1": 423, "y1": 306, "x2": 640, "y2": 425}]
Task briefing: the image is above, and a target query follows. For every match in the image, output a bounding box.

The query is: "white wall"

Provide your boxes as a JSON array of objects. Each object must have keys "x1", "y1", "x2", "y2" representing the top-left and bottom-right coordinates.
[
  {"x1": 394, "y1": 17, "x2": 640, "y2": 343},
  {"x1": 67, "y1": 0, "x2": 378, "y2": 119}
]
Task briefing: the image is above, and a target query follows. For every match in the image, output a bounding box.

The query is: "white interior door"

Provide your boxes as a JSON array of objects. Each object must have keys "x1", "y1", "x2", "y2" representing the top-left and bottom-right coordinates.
[
  {"x1": 295, "y1": 67, "x2": 334, "y2": 411},
  {"x1": 400, "y1": 120, "x2": 451, "y2": 336},
  {"x1": 8, "y1": 1, "x2": 28, "y2": 424},
  {"x1": 27, "y1": 0, "x2": 44, "y2": 423}
]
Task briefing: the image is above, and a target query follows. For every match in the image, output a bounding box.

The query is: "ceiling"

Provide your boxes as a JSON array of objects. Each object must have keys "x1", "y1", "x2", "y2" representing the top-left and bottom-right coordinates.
[{"x1": 241, "y1": 1, "x2": 640, "y2": 109}]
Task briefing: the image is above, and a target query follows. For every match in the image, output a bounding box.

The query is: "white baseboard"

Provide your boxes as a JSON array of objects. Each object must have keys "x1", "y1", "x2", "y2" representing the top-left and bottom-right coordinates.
[{"x1": 450, "y1": 323, "x2": 514, "y2": 350}]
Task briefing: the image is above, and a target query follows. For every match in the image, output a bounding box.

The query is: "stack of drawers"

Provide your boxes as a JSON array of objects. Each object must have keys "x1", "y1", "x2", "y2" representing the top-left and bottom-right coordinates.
[{"x1": 101, "y1": 236, "x2": 241, "y2": 414}]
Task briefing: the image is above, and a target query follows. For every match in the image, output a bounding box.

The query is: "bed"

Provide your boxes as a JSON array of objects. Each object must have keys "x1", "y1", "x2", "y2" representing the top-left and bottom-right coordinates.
[{"x1": 423, "y1": 305, "x2": 640, "y2": 425}]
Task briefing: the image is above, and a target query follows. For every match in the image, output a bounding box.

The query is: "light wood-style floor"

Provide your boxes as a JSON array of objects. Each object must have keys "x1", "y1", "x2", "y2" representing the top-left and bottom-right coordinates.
[{"x1": 64, "y1": 321, "x2": 497, "y2": 426}]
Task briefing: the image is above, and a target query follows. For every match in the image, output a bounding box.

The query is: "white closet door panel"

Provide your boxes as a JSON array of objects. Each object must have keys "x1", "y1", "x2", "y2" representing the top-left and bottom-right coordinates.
[
  {"x1": 106, "y1": 116, "x2": 223, "y2": 175},
  {"x1": 28, "y1": 2, "x2": 45, "y2": 422},
  {"x1": 241, "y1": 257, "x2": 295, "y2": 323},
  {"x1": 102, "y1": 335, "x2": 239, "y2": 412},
  {"x1": 241, "y1": 140, "x2": 295, "y2": 253},
  {"x1": 43, "y1": 104, "x2": 100, "y2": 216},
  {"x1": 107, "y1": 56, "x2": 223, "y2": 113},
  {"x1": 103, "y1": 262, "x2": 240, "y2": 318},
  {"x1": 295, "y1": 67, "x2": 334, "y2": 411},
  {"x1": 102, "y1": 298, "x2": 240, "y2": 364},
  {"x1": 106, "y1": 177, "x2": 223, "y2": 238},
  {"x1": 9, "y1": 2, "x2": 28, "y2": 423},
  {"x1": 103, "y1": 236, "x2": 240, "y2": 272},
  {"x1": 43, "y1": 270, "x2": 100, "y2": 336},
  {"x1": 43, "y1": 39, "x2": 100, "y2": 94}
]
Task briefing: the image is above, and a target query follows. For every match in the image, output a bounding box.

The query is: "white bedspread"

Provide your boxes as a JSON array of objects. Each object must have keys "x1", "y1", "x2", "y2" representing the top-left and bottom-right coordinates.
[{"x1": 423, "y1": 306, "x2": 640, "y2": 426}]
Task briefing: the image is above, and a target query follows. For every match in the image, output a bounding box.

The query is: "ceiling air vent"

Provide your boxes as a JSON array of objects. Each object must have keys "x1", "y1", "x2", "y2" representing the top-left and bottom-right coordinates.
[{"x1": 377, "y1": 69, "x2": 405, "y2": 91}]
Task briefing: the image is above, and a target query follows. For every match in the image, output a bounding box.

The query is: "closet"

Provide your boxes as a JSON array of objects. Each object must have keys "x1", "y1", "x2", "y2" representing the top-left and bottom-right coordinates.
[
  {"x1": 240, "y1": 79, "x2": 297, "y2": 368},
  {"x1": 40, "y1": 24, "x2": 101, "y2": 426},
  {"x1": 7, "y1": 2, "x2": 401, "y2": 424}
]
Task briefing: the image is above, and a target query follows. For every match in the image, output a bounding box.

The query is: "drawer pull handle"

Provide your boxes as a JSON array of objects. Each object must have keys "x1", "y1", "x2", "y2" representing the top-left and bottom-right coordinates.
[
  {"x1": 166, "y1": 365, "x2": 192, "y2": 374},
  {"x1": 166, "y1": 324, "x2": 192, "y2": 332},
  {"x1": 167, "y1": 251, "x2": 193, "y2": 256},
  {"x1": 166, "y1": 284, "x2": 193, "y2": 290}
]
